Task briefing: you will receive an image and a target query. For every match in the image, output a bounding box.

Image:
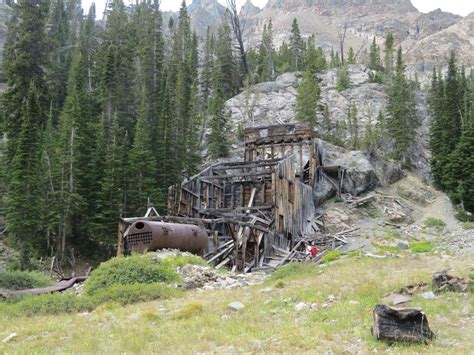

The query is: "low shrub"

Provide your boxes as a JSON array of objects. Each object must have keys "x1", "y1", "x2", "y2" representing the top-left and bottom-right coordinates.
[
  {"x1": 455, "y1": 210, "x2": 474, "y2": 222},
  {"x1": 173, "y1": 302, "x2": 204, "y2": 320},
  {"x1": 424, "y1": 218, "x2": 446, "y2": 230},
  {"x1": 334, "y1": 197, "x2": 344, "y2": 203},
  {"x1": 410, "y1": 241, "x2": 433, "y2": 253},
  {"x1": 0, "y1": 271, "x2": 54, "y2": 290},
  {"x1": 321, "y1": 251, "x2": 341, "y2": 263},
  {"x1": 142, "y1": 311, "x2": 161, "y2": 323},
  {"x1": 84, "y1": 254, "x2": 181, "y2": 296},
  {"x1": 162, "y1": 253, "x2": 206, "y2": 268},
  {"x1": 274, "y1": 280, "x2": 286, "y2": 289}
]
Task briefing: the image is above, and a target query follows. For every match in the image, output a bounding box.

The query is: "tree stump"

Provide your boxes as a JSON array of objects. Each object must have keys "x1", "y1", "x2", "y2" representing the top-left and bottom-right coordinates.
[{"x1": 372, "y1": 304, "x2": 434, "y2": 343}]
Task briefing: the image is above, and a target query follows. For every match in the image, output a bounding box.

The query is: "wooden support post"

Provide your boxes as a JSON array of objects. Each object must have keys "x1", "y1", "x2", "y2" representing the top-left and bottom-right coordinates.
[{"x1": 116, "y1": 220, "x2": 126, "y2": 257}]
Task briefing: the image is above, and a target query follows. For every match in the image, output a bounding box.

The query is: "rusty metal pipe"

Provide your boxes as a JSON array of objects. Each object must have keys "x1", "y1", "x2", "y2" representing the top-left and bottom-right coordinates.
[{"x1": 125, "y1": 221, "x2": 208, "y2": 254}]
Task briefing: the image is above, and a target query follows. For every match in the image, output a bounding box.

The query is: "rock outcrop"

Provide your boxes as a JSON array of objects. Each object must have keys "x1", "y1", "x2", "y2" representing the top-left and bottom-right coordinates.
[
  {"x1": 188, "y1": 0, "x2": 226, "y2": 37},
  {"x1": 225, "y1": 65, "x2": 431, "y2": 180},
  {"x1": 316, "y1": 139, "x2": 380, "y2": 196}
]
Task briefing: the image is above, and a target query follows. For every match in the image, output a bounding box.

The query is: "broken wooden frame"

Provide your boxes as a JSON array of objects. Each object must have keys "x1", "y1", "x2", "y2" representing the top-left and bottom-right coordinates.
[{"x1": 118, "y1": 124, "x2": 351, "y2": 271}]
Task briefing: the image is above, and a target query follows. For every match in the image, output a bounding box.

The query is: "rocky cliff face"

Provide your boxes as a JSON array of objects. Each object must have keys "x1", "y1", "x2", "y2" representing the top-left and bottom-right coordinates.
[
  {"x1": 406, "y1": 13, "x2": 474, "y2": 68},
  {"x1": 159, "y1": 0, "x2": 472, "y2": 69},
  {"x1": 265, "y1": 0, "x2": 417, "y2": 14},
  {"x1": 243, "y1": 0, "x2": 472, "y2": 69},
  {"x1": 188, "y1": 0, "x2": 226, "y2": 37},
  {"x1": 223, "y1": 65, "x2": 431, "y2": 182}
]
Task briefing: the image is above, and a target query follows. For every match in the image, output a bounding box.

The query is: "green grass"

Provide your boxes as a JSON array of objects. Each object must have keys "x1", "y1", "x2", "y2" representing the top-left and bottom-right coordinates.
[
  {"x1": 0, "y1": 283, "x2": 182, "y2": 318},
  {"x1": 173, "y1": 301, "x2": 205, "y2": 320},
  {"x1": 470, "y1": 269, "x2": 474, "y2": 293},
  {"x1": 1, "y1": 254, "x2": 473, "y2": 353},
  {"x1": 424, "y1": 217, "x2": 446, "y2": 230},
  {"x1": 410, "y1": 241, "x2": 433, "y2": 253},
  {"x1": 371, "y1": 242, "x2": 402, "y2": 255},
  {"x1": 320, "y1": 251, "x2": 341, "y2": 263},
  {"x1": 270, "y1": 262, "x2": 318, "y2": 281},
  {"x1": 0, "y1": 271, "x2": 54, "y2": 290},
  {"x1": 462, "y1": 222, "x2": 474, "y2": 230},
  {"x1": 0, "y1": 253, "x2": 201, "y2": 318}
]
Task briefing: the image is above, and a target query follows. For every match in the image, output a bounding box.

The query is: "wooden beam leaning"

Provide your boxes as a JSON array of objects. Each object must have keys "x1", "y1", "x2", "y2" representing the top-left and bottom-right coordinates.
[{"x1": 205, "y1": 171, "x2": 273, "y2": 180}]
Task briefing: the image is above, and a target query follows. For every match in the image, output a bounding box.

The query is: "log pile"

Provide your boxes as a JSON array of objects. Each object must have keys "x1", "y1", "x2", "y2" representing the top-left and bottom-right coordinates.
[{"x1": 432, "y1": 270, "x2": 469, "y2": 293}]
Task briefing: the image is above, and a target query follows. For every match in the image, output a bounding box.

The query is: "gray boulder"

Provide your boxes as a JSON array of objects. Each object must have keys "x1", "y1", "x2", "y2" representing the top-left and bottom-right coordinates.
[{"x1": 317, "y1": 139, "x2": 378, "y2": 196}]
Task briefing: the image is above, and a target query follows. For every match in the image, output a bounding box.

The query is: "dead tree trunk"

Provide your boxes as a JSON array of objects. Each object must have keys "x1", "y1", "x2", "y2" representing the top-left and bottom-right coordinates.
[
  {"x1": 339, "y1": 24, "x2": 347, "y2": 65},
  {"x1": 226, "y1": 0, "x2": 249, "y2": 77},
  {"x1": 372, "y1": 304, "x2": 434, "y2": 343}
]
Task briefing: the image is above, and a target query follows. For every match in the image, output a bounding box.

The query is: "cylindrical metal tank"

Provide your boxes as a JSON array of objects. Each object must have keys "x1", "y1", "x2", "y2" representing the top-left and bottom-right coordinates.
[{"x1": 125, "y1": 221, "x2": 208, "y2": 254}]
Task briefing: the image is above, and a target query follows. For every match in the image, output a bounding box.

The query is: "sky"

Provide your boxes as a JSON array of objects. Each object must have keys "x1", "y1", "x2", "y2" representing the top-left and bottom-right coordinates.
[{"x1": 82, "y1": 0, "x2": 474, "y2": 18}]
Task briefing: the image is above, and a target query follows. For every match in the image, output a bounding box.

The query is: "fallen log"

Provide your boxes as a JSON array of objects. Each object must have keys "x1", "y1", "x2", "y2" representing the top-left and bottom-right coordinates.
[
  {"x1": 372, "y1": 304, "x2": 434, "y2": 343},
  {"x1": 0, "y1": 276, "x2": 88, "y2": 299}
]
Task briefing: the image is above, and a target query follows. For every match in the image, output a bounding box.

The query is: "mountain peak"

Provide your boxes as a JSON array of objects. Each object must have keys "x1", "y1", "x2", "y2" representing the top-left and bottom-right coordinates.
[{"x1": 240, "y1": 0, "x2": 262, "y2": 17}]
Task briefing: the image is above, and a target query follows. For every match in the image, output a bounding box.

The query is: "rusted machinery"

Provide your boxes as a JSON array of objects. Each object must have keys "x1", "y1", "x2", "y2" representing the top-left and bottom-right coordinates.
[{"x1": 124, "y1": 220, "x2": 208, "y2": 254}]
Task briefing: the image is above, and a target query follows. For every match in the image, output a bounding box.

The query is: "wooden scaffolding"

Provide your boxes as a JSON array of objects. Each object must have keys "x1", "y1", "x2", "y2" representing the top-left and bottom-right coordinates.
[{"x1": 167, "y1": 123, "x2": 320, "y2": 271}]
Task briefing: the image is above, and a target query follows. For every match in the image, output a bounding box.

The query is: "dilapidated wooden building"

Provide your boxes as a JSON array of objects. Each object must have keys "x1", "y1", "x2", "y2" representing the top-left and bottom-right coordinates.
[{"x1": 166, "y1": 123, "x2": 322, "y2": 270}]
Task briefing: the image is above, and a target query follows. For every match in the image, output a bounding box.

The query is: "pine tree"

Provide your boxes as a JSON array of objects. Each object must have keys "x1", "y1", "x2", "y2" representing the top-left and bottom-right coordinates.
[
  {"x1": 386, "y1": 47, "x2": 418, "y2": 166},
  {"x1": 94, "y1": 113, "x2": 128, "y2": 250},
  {"x1": 320, "y1": 104, "x2": 333, "y2": 141},
  {"x1": 213, "y1": 22, "x2": 238, "y2": 99},
  {"x1": 133, "y1": 0, "x2": 164, "y2": 152},
  {"x1": 127, "y1": 92, "x2": 161, "y2": 215},
  {"x1": 428, "y1": 68, "x2": 448, "y2": 188},
  {"x1": 47, "y1": 0, "x2": 73, "y2": 122},
  {"x1": 295, "y1": 70, "x2": 319, "y2": 126},
  {"x1": 330, "y1": 47, "x2": 341, "y2": 68},
  {"x1": 96, "y1": 0, "x2": 136, "y2": 132},
  {"x1": 208, "y1": 96, "x2": 229, "y2": 159},
  {"x1": 383, "y1": 32, "x2": 395, "y2": 83},
  {"x1": 201, "y1": 26, "x2": 215, "y2": 108},
  {"x1": 347, "y1": 47, "x2": 355, "y2": 64},
  {"x1": 2, "y1": 0, "x2": 50, "y2": 261},
  {"x1": 444, "y1": 51, "x2": 462, "y2": 150},
  {"x1": 258, "y1": 20, "x2": 274, "y2": 82},
  {"x1": 347, "y1": 102, "x2": 359, "y2": 149},
  {"x1": 336, "y1": 66, "x2": 351, "y2": 92},
  {"x1": 369, "y1": 36, "x2": 382, "y2": 71},
  {"x1": 2, "y1": 0, "x2": 50, "y2": 163},
  {"x1": 305, "y1": 36, "x2": 326, "y2": 75},
  {"x1": 289, "y1": 18, "x2": 304, "y2": 71},
  {"x1": 444, "y1": 113, "x2": 474, "y2": 212},
  {"x1": 274, "y1": 42, "x2": 291, "y2": 75},
  {"x1": 6, "y1": 82, "x2": 44, "y2": 257}
]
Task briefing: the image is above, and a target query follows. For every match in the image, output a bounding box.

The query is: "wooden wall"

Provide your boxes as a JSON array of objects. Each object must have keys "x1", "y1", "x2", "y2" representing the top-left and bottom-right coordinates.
[{"x1": 273, "y1": 157, "x2": 315, "y2": 249}]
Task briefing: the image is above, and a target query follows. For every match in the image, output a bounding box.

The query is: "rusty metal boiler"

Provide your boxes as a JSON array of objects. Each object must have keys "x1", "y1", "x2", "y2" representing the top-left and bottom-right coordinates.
[{"x1": 125, "y1": 221, "x2": 208, "y2": 254}]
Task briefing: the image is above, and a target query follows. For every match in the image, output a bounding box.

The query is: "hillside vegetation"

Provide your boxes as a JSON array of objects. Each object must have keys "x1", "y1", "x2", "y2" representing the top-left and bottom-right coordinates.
[{"x1": 1, "y1": 254, "x2": 472, "y2": 353}]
